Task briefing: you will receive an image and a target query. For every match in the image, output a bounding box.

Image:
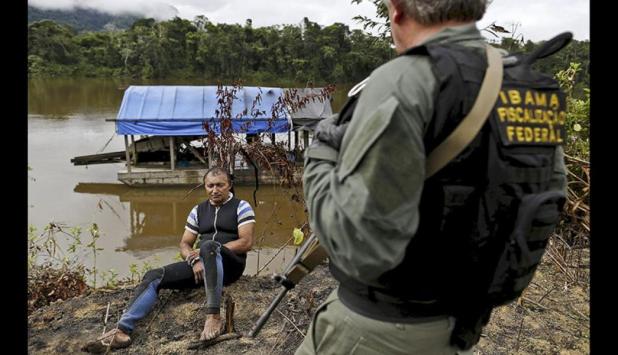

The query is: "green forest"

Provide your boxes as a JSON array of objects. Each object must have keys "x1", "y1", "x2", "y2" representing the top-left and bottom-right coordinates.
[
  {"x1": 28, "y1": 16, "x2": 589, "y2": 91},
  {"x1": 28, "y1": 17, "x2": 394, "y2": 85}
]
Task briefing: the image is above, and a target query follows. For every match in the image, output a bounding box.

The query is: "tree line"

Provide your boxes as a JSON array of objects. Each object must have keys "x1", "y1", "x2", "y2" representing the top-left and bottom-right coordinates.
[
  {"x1": 28, "y1": 17, "x2": 395, "y2": 84},
  {"x1": 29, "y1": 16, "x2": 589, "y2": 90}
]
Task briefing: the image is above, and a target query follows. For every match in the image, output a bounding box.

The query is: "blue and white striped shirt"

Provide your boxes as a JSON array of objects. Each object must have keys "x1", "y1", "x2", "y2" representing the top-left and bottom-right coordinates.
[{"x1": 185, "y1": 193, "x2": 256, "y2": 234}]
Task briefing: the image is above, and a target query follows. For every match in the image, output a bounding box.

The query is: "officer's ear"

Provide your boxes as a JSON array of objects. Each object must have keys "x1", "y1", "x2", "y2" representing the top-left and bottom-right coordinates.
[{"x1": 389, "y1": 0, "x2": 405, "y2": 24}]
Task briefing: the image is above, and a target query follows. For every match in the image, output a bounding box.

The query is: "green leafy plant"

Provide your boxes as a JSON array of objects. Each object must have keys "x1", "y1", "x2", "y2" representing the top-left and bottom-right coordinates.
[
  {"x1": 101, "y1": 268, "x2": 119, "y2": 288},
  {"x1": 556, "y1": 63, "x2": 590, "y2": 160},
  {"x1": 27, "y1": 223, "x2": 90, "y2": 312},
  {"x1": 86, "y1": 223, "x2": 104, "y2": 288}
]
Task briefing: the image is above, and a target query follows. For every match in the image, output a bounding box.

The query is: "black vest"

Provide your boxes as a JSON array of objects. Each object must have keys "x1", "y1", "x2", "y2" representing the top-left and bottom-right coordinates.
[
  {"x1": 331, "y1": 41, "x2": 567, "y2": 320},
  {"x1": 196, "y1": 196, "x2": 246, "y2": 257}
]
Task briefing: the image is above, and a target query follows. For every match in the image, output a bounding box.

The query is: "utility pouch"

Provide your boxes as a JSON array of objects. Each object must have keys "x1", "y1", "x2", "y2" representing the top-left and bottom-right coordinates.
[{"x1": 487, "y1": 190, "x2": 566, "y2": 306}]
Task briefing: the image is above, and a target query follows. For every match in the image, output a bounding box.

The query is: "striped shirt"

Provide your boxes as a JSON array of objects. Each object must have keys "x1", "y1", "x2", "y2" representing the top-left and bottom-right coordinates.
[{"x1": 185, "y1": 193, "x2": 256, "y2": 235}]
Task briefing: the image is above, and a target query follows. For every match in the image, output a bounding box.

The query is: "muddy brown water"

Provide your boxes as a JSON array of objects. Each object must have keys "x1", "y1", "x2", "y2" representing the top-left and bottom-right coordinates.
[{"x1": 28, "y1": 78, "x2": 354, "y2": 285}]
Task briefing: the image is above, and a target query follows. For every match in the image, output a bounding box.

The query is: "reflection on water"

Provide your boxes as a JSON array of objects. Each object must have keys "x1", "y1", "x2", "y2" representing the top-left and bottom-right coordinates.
[
  {"x1": 73, "y1": 183, "x2": 308, "y2": 252},
  {"x1": 28, "y1": 78, "x2": 352, "y2": 284},
  {"x1": 28, "y1": 78, "x2": 353, "y2": 117},
  {"x1": 28, "y1": 78, "x2": 125, "y2": 117},
  {"x1": 72, "y1": 182, "x2": 307, "y2": 278}
]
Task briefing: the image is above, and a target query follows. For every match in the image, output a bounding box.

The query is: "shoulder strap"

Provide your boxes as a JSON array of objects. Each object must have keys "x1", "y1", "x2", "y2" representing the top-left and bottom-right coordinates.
[{"x1": 425, "y1": 45, "x2": 503, "y2": 178}]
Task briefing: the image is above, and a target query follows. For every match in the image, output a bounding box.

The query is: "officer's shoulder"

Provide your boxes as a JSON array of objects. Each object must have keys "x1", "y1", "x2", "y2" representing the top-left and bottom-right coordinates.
[
  {"x1": 364, "y1": 54, "x2": 436, "y2": 103},
  {"x1": 371, "y1": 55, "x2": 432, "y2": 83}
]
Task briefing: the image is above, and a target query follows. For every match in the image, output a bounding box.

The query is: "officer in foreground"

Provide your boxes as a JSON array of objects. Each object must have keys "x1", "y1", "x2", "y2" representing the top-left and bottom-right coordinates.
[{"x1": 297, "y1": 0, "x2": 568, "y2": 353}]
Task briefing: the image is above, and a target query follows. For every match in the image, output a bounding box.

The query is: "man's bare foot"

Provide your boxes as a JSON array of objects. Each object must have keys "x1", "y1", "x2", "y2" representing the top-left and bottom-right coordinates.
[
  {"x1": 200, "y1": 314, "x2": 225, "y2": 341},
  {"x1": 98, "y1": 328, "x2": 131, "y2": 348},
  {"x1": 84, "y1": 328, "x2": 131, "y2": 353}
]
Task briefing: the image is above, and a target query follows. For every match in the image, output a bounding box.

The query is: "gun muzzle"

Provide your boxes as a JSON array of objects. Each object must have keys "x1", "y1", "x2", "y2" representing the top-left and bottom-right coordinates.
[
  {"x1": 247, "y1": 233, "x2": 328, "y2": 338},
  {"x1": 247, "y1": 287, "x2": 289, "y2": 338}
]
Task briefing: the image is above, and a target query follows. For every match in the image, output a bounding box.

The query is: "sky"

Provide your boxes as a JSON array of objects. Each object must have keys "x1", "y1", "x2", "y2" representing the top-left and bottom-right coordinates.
[{"x1": 29, "y1": 0, "x2": 589, "y2": 42}]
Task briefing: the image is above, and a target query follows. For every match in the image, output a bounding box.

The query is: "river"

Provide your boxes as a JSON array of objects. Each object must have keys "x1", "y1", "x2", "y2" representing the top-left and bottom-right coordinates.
[{"x1": 28, "y1": 78, "x2": 352, "y2": 286}]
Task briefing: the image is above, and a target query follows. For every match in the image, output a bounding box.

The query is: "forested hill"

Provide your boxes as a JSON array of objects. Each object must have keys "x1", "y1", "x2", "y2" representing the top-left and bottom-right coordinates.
[
  {"x1": 28, "y1": 6, "x2": 141, "y2": 32},
  {"x1": 28, "y1": 16, "x2": 589, "y2": 94},
  {"x1": 27, "y1": 17, "x2": 396, "y2": 84}
]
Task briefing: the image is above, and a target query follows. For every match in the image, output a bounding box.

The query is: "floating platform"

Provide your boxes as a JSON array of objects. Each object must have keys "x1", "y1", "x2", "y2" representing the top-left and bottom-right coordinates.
[
  {"x1": 118, "y1": 165, "x2": 300, "y2": 187},
  {"x1": 71, "y1": 85, "x2": 329, "y2": 187}
]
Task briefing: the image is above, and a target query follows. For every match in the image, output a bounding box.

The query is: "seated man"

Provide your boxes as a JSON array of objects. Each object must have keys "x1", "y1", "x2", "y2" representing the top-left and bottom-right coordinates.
[{"x1": 93, "y1": 167, "x2": 255, "y2": 349}]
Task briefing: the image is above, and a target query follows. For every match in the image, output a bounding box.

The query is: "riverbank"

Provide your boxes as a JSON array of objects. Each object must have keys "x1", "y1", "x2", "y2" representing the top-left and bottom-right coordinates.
[
  {"x1": 29, "y1": 264, "x2": 337, "y2": 354},
  {"x1": 28, "y1": 249, "x2": 589, "y2": 354}
]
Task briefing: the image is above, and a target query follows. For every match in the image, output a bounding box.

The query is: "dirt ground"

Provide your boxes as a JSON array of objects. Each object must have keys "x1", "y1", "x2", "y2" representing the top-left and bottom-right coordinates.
[
  {"x1": 28, "y1": 264, "x2": 337, "y2": 355},
  {"x1": 477, "y1": 249, "x2": 590, "y2": 354},
  {"x1": 28, "y1": 253, "x2": 589, "y2": 355}
]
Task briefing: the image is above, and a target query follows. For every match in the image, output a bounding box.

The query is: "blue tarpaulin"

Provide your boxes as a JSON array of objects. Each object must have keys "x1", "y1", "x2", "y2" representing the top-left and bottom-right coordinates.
[{"x1": 116, "y1": 86, "x2": 292, "y2": 136}]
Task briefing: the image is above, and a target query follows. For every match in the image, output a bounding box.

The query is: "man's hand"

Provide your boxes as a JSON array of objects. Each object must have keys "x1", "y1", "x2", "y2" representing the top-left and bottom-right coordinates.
[
  {"x1": 185, "y1": 250, "x2": 204, "y2": 284},
  {"x1": 314, "y1": 116, "x2": 349, "y2": 151},
  {"x1": 193, "y1": 260, "x2": 204, "y2": 284}
]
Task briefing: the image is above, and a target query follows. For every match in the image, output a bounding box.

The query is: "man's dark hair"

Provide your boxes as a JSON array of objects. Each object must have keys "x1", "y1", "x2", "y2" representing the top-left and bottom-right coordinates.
[{"x1": 203, "y1": 167, "x2": 233, "y2": 185}]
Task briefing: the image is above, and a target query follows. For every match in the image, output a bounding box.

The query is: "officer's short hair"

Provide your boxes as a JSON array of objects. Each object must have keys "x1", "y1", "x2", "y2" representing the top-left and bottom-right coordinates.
[
  {"x1": 203, "y1": 167, "x2": 232, "y2": 185},
  {"x1": 384, "y1": 0, "x2": 490, "y2": 26}
]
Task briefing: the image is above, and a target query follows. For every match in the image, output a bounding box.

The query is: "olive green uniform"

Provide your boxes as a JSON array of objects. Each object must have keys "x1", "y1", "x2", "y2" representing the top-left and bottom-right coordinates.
[{"x1": 297, "y1": 23, "x2": 567, "y2": 355}]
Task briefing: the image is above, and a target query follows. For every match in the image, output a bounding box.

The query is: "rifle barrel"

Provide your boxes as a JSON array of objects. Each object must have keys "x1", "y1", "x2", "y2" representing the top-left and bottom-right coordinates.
[
  {"x1": 248, "y1": 234, "x2": 319, "y2": 338},
  {"x1": 248, "y1": 287, "x2": 289, "y2": 338}
]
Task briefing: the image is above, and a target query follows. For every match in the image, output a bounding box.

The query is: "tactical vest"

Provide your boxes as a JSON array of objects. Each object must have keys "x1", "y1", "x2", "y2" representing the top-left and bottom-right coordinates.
[
  {"x1": 196, "y1": 196, "x2": 246, "y2": 258},
  {"x1": 332, "y1": 38, "x2": 568, "y2": 324}
]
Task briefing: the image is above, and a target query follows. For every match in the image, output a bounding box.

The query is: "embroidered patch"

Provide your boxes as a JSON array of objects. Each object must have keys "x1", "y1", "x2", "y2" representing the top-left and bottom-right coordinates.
[{"x1": 492, "y1": 87, "x2": 566, "y2": 146}]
